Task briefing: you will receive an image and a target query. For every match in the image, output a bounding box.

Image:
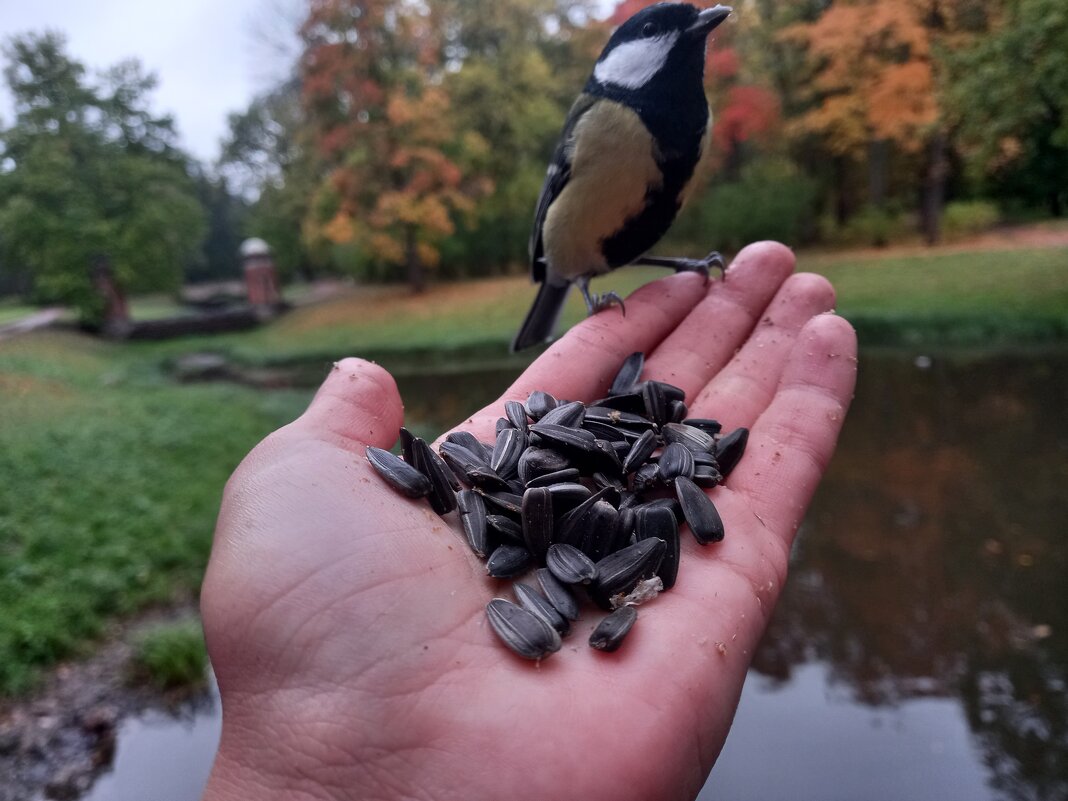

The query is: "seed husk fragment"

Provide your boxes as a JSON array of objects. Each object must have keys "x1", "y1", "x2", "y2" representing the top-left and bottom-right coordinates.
[
  {"x1": 715, "y1": 427, "x2": 749, "y2": 478},
  {"x1": 365, "y1": 446, "x2": 432, "y2": 498},
  {"x1": 675, "y1": 476, "x2": 725, "y2": 544},
  {"x1": 658, "y1": 442, "x2": 696, "y2": 483},
  {"x1": 486, "y1": 598, "x2": 561, "y2": 660},
  {"x1": 591, "y1": 537, "x2": 666, "y2": 609},
  {"x1": 457, "y1": 489, "x2": 488, "y2": 557},
  {"x1": 514, "y1": 582, "x2": 569, "y2": 636},
  {"x1": 535, "y1": 568, "x2": 580, "y2": 621},
  {"x1": 486, "y1": 544, "x2": 533, "y2": 578},
  {"x1": 610, "y1": 351, "x2": 645, "y2": 396},
  {"x1": 545, "y1": 543, "x2": 598, "y2": 585},
  {"x1": 635, "y1": 506, "x2": 679, "y2": 589},
  {"x1": 589, "y1": 605, "x2": 638, "y2": 652},
  {"x1": 521, "y1": 487, "x2": 554, "y2": 563}
]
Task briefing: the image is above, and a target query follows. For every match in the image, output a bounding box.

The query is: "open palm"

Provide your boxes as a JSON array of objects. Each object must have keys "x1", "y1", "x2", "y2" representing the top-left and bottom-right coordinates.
[{"x1": 200, "y1": 242, "x2": 857, "y2": 801}]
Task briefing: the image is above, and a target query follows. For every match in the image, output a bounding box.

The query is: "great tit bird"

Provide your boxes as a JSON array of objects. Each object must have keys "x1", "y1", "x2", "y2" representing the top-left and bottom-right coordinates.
[{"x1": 511, "y1": 2, "x2": 732, "y2": 352}]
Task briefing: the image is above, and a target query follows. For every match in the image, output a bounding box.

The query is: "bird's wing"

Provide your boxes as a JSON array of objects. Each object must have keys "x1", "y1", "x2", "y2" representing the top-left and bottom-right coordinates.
[{"x1": 529, "y1": 93, "x2": 598, "y2": 282}]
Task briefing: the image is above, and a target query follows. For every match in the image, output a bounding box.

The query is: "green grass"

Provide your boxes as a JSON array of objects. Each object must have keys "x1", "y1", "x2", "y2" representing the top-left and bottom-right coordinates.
[
  {"x1": 0, "y1": 241, "x2": 1064, "y2": 697},
  {"x1": 131, "y1": 620, "x2": 208, "y2": 690},
  {"x1": 0, "y1": 300, "x2": 41, "y2": 326}
]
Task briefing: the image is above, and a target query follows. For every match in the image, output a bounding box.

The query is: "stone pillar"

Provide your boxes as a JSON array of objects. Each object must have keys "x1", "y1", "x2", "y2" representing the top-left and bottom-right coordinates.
[{"x1": 240, "y1": 238, "x2": 281, "y2": 310}]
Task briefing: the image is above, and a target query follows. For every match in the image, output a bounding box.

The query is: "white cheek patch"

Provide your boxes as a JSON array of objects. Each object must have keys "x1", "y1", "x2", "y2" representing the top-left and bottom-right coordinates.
[{"x1": 593, "y1": 33, "x2": 679, "y2": 90}]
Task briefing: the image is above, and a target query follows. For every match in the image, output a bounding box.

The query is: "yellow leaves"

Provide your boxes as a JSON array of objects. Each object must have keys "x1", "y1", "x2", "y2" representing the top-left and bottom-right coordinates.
[{"x1": 321, "y1": 211, "x2": 356, "y2": 244}]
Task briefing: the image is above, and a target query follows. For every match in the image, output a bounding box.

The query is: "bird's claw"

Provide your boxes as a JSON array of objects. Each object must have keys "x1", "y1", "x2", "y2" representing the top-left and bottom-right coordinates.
[{"x1": 583, "y1": 289, "x2": 626, "y2": 317}]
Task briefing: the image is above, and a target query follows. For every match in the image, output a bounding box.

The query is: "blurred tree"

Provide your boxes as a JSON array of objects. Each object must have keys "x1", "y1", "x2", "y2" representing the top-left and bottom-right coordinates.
[
  {"x1": 945, "y1": 0, "x2": 1068, "y2": 217},
  {"x1": 300, "y1": 0, "x2": 492, "y2": 292},
  {"x1": 0, "y1": 32, "x2": 205, "y2": 322},
  {"x1": 188, "y1": 173, "x2": 250, "y2": 284}
]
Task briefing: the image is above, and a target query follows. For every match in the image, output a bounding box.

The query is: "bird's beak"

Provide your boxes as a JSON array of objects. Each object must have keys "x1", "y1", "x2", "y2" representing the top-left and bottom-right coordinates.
[{"x1": 686, "y1": 4, "x2": 732, "y2": 37}]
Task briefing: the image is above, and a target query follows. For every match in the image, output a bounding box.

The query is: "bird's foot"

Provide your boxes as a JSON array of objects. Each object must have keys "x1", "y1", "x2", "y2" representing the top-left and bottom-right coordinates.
[
  {"x1": 579, "y1": 281, "x2": 626, "y2": 317},
  {"x1": 672, "y1": 250, "x2": 726, "y2": 283}
]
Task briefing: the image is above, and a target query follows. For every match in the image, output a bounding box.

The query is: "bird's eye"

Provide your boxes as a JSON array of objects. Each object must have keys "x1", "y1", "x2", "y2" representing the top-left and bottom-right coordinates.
[{"x1": 642, "y1": 22, "x2": 658, "y2": 37}]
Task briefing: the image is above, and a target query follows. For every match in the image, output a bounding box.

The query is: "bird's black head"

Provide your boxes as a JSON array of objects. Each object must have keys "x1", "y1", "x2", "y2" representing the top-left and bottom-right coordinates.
[{"x1": 587, "y1": 3, "x2": 731, "y2": 100}]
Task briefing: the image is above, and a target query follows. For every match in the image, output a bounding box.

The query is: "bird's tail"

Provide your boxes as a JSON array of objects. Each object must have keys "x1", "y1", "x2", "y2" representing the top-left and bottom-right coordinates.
[{"x1": 511, "y1": 281, "x2": 571, "y2": 352}]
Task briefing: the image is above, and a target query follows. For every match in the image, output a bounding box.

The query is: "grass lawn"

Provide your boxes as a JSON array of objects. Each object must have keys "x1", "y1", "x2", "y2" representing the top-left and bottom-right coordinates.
[{"x1": 0, "y1": 241, "x2": 1065, "y2": 696}]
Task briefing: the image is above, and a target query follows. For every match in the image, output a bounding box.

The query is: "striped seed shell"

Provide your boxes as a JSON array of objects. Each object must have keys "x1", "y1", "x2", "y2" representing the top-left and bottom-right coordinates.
[
  {"x1": 411, "y1": 437, "x2": 458, "y2": 514},
  {"x1": 538, "y1": 400, "x2": 586, "y2": 428},
  {"x1": 486, "y1": 544, "x2": 533, "y2": 578},
  {"x1": 557, "y1": 486, "x2": 620, "y2": 546},
  {"x1": 490, "y1": 427, "x2": 525, "y2": 479},
  {"x1": 675, "y1": 476, "x2": 725, "y2": 544},
  {"x1": 486, "y1": 598, "x2": 561, "y2": 660},
  {"x1": 495, "y1": 417, "x2": 513, "y2": 436},
  {"x1": 487, "y1": 514, "x2": 524, "y2": 543},
  {"x1": 589, "y1": 605, "x2": 638, "y2": 652},
  {"x1": 505, "y1": 399, "x2": 529, "y2": 433},
  {"x1": 683, "y1": 418, "x2": 722, "y2": 436},
  {"x1": 635, "y1": 506, "x2": 679, "y2": 589},
  {"x1": 518, "y1": 447, "x2": 571, "y2": 484},
  {"x1": 610, "y1": 351, "x2": 645, "y2": 396},
  {"x1": 585, "y1": 406, "x2": 655, "y2": 430},
  {"x1": 525, "y1": 390, "x2": 558, "y2": 420},
  {"x1": 478, "y1": 490, "x2": 523, "y2": 516},
  {"x1": 526, "y1": 468, "x2": 582, "y2": 489},
  {"x1": 661, "y1": 422, "x2": 716, "y2": 455},
  {"x1": 439, "y1": 440, "x2": 489, "y2": 475},
  {"x1": 715, "y1": 427, "x2": 749, "y2": 478},
  {"x1": 668, "y1": 400, "x2": 688, "y2": 424},
  {"x1": 521, "y1": 487, "x2": 554, "y2": 563},
  {"x1": 529, "y1": 422, "x2": 597, "y2": 453},
  {"x1": 545, "y1": 543, "x2": 598, "y2": 584},
  {"x1": 535, "y1": 568, "x2": 580, "y2": 621},
  {"x1": 582, "y1": 420, "x2": 630, "y2": 443},
  {"x1": 365, "y1": 446, "x2": 432, "y2": 498},
  {"x1": 398, "y1": 427, "x2": 417, "y2": 466},
  {"x1": 591, "y1": 537, "x2": 666, "y2": 608},
  {"x1": 590, "y1": 393, "x2": 647, "y2": 416},
  {"x1": 693, "y1": 464, "x2": 723, "y2": 488},
  {"x1": 464, "y1": 464, "x2": 511, "y2": 492},
  {"x1": 545, "y1": 482, "x2": 593, "y2": 515},
  {"x1": 659, "y1": 442, "x2": 696, "y2": 483},
  {"x1": 622, "y1": 429, "x2": 658, "y2": 474},
  {"x1": 514, "y1": 582, "x2": 569, "y2": 636},
  {"x1": 445, "y1": 431, "x2": 492, "y2": 464},
  {"x1": 457, "y1": 489, "x2": 489, "y2": 557}
]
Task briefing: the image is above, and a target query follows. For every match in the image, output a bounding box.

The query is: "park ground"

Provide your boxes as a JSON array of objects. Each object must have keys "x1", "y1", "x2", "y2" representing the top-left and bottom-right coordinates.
[{"x1": 0, "y1": 229, "x2": 1066, "y2": 774}]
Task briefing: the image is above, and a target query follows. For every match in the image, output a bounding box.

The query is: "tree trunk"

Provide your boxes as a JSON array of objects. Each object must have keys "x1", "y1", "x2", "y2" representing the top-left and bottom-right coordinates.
[
  {"x1": 833, "y1": 156, "x2": 850, "y2": 225},
  {"x1": 868, "y1": 139, "x2": 889, "y2": 209},
  {"x1": 920, "y1": 130, "x2": 948, "y2": 245},
  {"x1": 405, "y1": 225, "x2": 425, "y2": 294}
]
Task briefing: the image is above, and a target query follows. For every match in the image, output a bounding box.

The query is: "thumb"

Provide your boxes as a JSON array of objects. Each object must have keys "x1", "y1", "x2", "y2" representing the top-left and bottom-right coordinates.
[{"x1": 296, "y1": 357, "x2": 404, "y2": 450}]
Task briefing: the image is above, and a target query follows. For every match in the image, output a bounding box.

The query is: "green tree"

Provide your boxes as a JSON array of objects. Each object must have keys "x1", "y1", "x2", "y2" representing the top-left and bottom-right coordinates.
[{"x1": 0, "y1": 32, "x2": 206, "y2": 322}]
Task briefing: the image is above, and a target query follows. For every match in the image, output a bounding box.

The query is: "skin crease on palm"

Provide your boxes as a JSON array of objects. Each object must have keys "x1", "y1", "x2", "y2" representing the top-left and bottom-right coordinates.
[{"x1": 199, "y1": 241, "x2": 858, "y2": 801}]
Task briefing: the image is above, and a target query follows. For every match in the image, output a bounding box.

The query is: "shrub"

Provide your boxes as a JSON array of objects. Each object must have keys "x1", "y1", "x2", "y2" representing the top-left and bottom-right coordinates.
[
  {"x1": 941, "y1": 200, "x2": 999, "y2": 240},
  {"x1": 822, "y1": 205, "x2": 913, "y2": 248},
  {"x1": 131, "y1": 620, "x2": 208, "y2": 690}
]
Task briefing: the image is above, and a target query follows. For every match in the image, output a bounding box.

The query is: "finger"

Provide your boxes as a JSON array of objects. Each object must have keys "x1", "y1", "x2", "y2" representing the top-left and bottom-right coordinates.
[
  {"x1": 447, "y1": 271, "x2": 708, "y2": 441},
  {"x1": 726, "y1": 313, "x2": 858, "y2": 543},
  {"x1": 295, "y1": 357, "x2": 405, "y2": 450},
  {"x1": 686, "y1": 272, "x2": 836, "y2": 430},
  {"x1": 643, "y1": 241, "x2": 797, "y2": 398}
]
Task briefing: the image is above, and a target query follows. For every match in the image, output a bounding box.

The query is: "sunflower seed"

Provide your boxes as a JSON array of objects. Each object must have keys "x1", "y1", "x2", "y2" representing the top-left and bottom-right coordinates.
[
  {"x1": 590, "y1": 393, "x2": 647, "y2": 415},
  {"x1": 529, "y1": 422, "x2": 597, "y2": 453},
  {"x1": 411, "y1": 437, "x2": 458, "y2": 514},
  {"x1": 622, "y1": 429, "x2": 658, "y2": 474},
  {"x1": 457, "y1": 489, "x2": 489, "y2": 557},
  {"x1": 591, "y1": 537, "x2": 666, "y2": 608},
  {"x1": 610, "y1": 351, "x2": 645, "y2": 396},
  {"x1": 662, "y1": 422, "x2": 716, "y2": 455},
  {"x1": 495, "y1": 417, "x2": 513, "y2": 436},
  {"x1": 635, "y1": 506, "x2": 679, "y2": 589},
  {"x1": 491, "y1": 428, "x2": 525, "y2": 479},
  {"x1": 517, "y1": 447, "x2": 571, "y2": 484},
  {"x1": 505, "y1": 399, "x2": 529, "y2": 433},
  {"x1": 535, "y1": 568, "x2": 580, "y2": 621},
  {"x1": 525, "y1": 390, "x2": 558, "y2": 421},
  {"x1": 683, "y1": 418, "x2": 722, "y2": 436},
  {"x1": 486, "y1": 544, "x2": 533, "y2": 578},
  {"x1": 632, "y1": 461, "x2": 661, "y2": 492},
  {"x1": 675, "y1": 476, "x2": 725, "y2": 544},
  {"x1": 715, "y1": 427, "x2": 749, "y2": 478},
  {"x1": 521, "y1": 487, "x2": 554, "y2": 562},
  {"x1": 526, "y1": 468, "x2": 582, "y2": 489},
  {"x1": 365, "y1": 446, "x2": 432, "y2": 498},
  {"x1": 446, "y1": 431, "x2": 492, "y2": 464},
  {"x1": 487, "y1": 514, "x2": 524, "y2": 543},
  {"x1": 610, "y1": 576, "x2": 663, "y2": 609},
  {"x1": 438, "y1": 440, "x2": 489, "y2": 475},
  {"x1": 514, "y1": 583, "x2": 569, "y2": 636},
  {"x1": 659, "y1": 442, "x2": 695, "y2": 483},
  {"x1": 557, "y1": 486, "x2": 620, "y2": 544},
  {"x1": 465, "y1": 464, "x2": 511, "y2": 492},
  {"x1": 611, "y1": 507, "x2": 636, "y2": 555},
  {"x1": 539, "y1": 400, "x2": 585, "y2": 428},
  {"x1": 478, "y1": 490, "x2": 523, "y2": 516},
  {"x1": 399, "y1": 427, "x2": 417, "y2": 466},
  {"x1": 545, "y1": 543, "x2": 598, "y2": 584},
  {"x1": 693, "y1": 464, "x2": 723, "y2": 488},
  {"x1": 592, "y1": 471, "x2": 624, "y2": 492},
  {"x1": 585, "y1": 406, "x2": 655, "y2": 430},
  {"x1": 485, "y1": 598, "x2": 561, "y2": 660},
  {"x1": 669, "y1": 400, "x2": 688, "y2": 423},
  {"x1": 545, "y1": 482, "x2": 592, "y2": 515},
  {"x1": 582, "y1": 419, "x2": 630, "y2": 443},
  {"x1": 589, "y1": 605, "x2": 638, "y2": 652}
]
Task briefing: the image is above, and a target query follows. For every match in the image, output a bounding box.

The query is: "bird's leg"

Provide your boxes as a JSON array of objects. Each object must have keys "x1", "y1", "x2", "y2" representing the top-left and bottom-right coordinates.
[
  {"x1": 577, "y1": 275, "x2": 626, "y2": 318},
  {"x1": 635, "y1": 250, "x2": 726, "y2": 282}
]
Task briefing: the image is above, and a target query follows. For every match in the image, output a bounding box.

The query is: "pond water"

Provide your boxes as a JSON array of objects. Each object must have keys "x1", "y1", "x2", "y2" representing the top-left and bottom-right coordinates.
[{"x1": 74, "y1": 348, "x2": 1068, "y2": 801}]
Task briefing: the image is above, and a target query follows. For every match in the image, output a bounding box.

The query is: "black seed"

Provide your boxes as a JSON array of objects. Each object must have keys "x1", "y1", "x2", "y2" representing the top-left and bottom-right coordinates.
[
  {"x1": 457, "y1": 489, "x2": 489, "y2": 557},
  {"x1": 529, "y1": 422, "x2": 598, "y2": 453},
  {"x1": 491, "y1": 427, "x2": 525, "y2": 479},
  {"x1": 366, "y1": 446, "x2": 432, "y2": 498},
  {"x1": 518, "y1": 447, "x2": 571, "y2": 484},
  {"x1": 675, "y1": 476, "x2": 725, "y2": 544},
  {"x1": 611, "y1": 507, "x2": 636, "y2": 555},
  {"x1": 590, "y1": 393, "x2": 647, "y2": 415},
  {"x1": 478, "y1": 490, "x2": 524, "y2": 516},
  {"x1": 465, "y1": 464, "x2": 511, "y2": 492},
  {"x1": 631, "y1": 461, "x2": 661, "y2": 492},
  {"x1": 536, "y1": 568, "x2": 580, "y2": 621},
  {"x1": 545, "y1": 543, "x2": 598, "y2": 584},
  {"x1": 693, "y1": 464, "x2": 723, "y2": 488},
  {"x1": 635, "y1": 506, "x2": 679, "y2": 589},
  {"x1": 611, "y1": 351, "x2": 645, "y2": 396},
  {"x1": 505, "y1": 399, "x2": 529, "y2": 433},
  {"x1": 641, "y1": 381, "x2": 667, "y2": 426},
  {"x1": 411, "y1": 438, "x2": 458, "y2": 514},
  {"x1": 521, "y1": 487, "x2": 554, "y2": 563},
  {"x1": 514, "y1": 583, "x2": 569, "y2": 636},
  {"x1": 486, "y1": 544, "x2": 533, "y2": 578},
  {"x1": 495, "y1": 417, "x2": 513, "y2": 436},
  {"x1": 589, "y1": 606, "x2": 638, "y2": 652},
  {"x1": 642, "y1": 380, "x2": 685, "y2": 404},
  {"x1": 399, "y1": 427, "x2": 417, "y2": 466},
  {"x1": 526, "y1": 468, "x2": 582, "y2": 488},
  {"x1": 439, "y1": 440, "x2": 489, "y2": 477},
  {"x1": 545, "y1": 482, "x2": 593, "y2": 515},
  {"x1": 582, "y1": 419, "x2": 630, "y2": 443},
  {"x1": 662, "y1": 422, "x2": 716, "y2": 455},
  {"x1": 659, "y1": 442, "x2": 695, "y2": 483},
  {"x1": 487, "y1": 514, "x2": 524, "y2": 543},
  {"x1": 622, "y1": 429, "x2": 658, "y2": 474},
  {"x1": 693, "y1": 451, "x2": 720, "y2": 467},
  {"x1": 486, "y1": 598, "x2": 561, "y2": 660},
  {"x1": 446, "y1": 431, "x2": 492, "y2": 464},
  {"x1": 557, "y1": 486, "x2": 621, "y2": 547},
  {"x1": 593, "y1": 471, "x2": 624, "y2": 492},
  {"x1": 669, "y1": 400, "x2": 688, "y2": 423},
  {"x1": 583, "y1": 501, "x2": 621, "y2": 562},
  {"x1": 525, "y1": 390, "x2": 558, "y2": 420},
  {"x1": 539, "y1": 400, "x2": 585, "y2": 428},
  {"x1": 715, "y1": 427, "x2": 749, "y2": 478},
  {"x1": 585, "y1": 406, "x2": 656, "y2": 430},
  {"x1": 636, "y1": 497, "x2": 683, "y2": 522},
  {"x1": 683, "y1": 418, "x2": 722, "y2": 436},
  {"x1": 591, "y1": 537, "x2": 665, "y2": 608}
]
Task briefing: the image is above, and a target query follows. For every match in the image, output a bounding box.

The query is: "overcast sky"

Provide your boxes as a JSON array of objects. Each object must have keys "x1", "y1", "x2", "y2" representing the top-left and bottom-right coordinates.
[{"x1": 0, "y1": 0, "x2": 302, "y2": 163}]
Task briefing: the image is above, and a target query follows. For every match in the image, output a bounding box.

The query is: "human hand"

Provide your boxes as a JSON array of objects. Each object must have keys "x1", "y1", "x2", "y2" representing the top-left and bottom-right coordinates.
[{"x1": 200, "y1": 241, "x2": 857, "y2": 801}]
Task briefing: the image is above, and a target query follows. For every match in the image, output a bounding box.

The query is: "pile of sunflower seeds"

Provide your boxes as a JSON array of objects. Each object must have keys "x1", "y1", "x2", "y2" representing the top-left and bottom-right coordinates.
[{"x1": 365, "y1": 352, "x2": 748, "y2": 661}]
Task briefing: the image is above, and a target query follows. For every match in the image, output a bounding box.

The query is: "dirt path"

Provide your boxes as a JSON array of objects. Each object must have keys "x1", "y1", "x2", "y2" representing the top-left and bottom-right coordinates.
[{"x1": 0, "y1": 308, "x2": 65, "y2": 342}]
